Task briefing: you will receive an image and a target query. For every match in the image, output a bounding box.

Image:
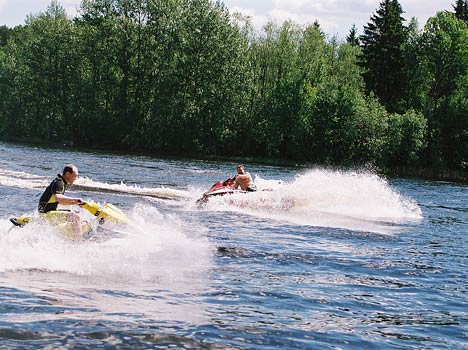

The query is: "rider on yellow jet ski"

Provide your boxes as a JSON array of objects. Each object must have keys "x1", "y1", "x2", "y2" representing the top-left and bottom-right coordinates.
[{"x1": 38, "y1": 164, "x2": 85, "y2": 237}]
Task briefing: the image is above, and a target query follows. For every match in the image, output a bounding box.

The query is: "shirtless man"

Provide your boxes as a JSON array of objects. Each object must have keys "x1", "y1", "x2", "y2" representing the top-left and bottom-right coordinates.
[{"x1": 233, "y1": 164, "x2": 257, "y2": 192}]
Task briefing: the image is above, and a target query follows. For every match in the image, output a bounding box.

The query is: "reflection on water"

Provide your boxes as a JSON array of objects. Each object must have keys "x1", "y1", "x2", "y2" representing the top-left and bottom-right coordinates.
[{"x1": 1, "y1": 272, "x2": 210, "y2": 325}]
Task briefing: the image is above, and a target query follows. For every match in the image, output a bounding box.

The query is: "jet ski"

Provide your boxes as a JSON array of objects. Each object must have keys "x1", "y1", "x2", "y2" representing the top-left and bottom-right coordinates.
[
  {"x1": 9, "y1": 201, "x2": 129, "y2": 241},
  {"x1": 196, "y1": 177, "x2": 246, "y2": 205},
  {"x1": 196, "y1": 176, "x2": 296, "y2": 213},
  {"x1": 196, "y1": 177, "x2": 276, "y2": 206}
]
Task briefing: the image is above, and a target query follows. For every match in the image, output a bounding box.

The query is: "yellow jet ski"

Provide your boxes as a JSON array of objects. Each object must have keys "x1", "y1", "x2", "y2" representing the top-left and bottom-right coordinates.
[
  {"x1": 80, "y1": 202, "x2": 129, "y2": 225},
  {"x1": 9, "y1": 201, "x2": 129, "y2": 240}
]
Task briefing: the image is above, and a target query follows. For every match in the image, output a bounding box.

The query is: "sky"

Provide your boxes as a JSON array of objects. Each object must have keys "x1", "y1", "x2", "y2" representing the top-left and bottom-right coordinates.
[{"x1": 0, "y1": 0, "x2": 454, "y2": 39}]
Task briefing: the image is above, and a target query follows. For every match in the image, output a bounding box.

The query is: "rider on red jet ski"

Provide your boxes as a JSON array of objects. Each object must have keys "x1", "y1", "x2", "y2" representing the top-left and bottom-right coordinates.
[
  {"x1": 233, "y1": 164, "x2": 257, "y2": 192},
  {"x1": 196, "y1": 165, "x2": 257, "y2": 205}
]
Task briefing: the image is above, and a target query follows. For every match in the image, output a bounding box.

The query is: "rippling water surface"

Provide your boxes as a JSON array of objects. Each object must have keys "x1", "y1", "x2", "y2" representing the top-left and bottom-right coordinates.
[{"x1": 0, "y1": 142, "x2": 466, "y2": 349}]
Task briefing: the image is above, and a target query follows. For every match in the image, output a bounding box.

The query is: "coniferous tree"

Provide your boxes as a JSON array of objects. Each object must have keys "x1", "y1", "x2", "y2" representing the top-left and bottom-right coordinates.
[
  {"x1": 312, "y1": 20, "x2": 325, "y2": 38},
  {"x1": 360, "y1": 0, "x2": 407, "y2": 112},
  {"x1": 453, "y1": 0, "x2": 468, "y2": 25},
  {"x1": 346, "y1": 24, "x2": 359, "y2": 46}
]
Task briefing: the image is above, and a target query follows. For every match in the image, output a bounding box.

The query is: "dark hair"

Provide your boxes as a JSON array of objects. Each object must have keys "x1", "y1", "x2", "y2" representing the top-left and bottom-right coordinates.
[
  {"x1": 63, "y1": 164, "x2": 75, "y2": 176},
  {"x1": 237, "y1": 164, "x2": 244, "y2": 168}
]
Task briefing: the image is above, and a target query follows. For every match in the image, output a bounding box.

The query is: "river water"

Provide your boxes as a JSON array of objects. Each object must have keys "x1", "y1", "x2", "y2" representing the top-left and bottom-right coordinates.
[{"x1": 0, "y1": 141, "x2": 466, "y2": 349}]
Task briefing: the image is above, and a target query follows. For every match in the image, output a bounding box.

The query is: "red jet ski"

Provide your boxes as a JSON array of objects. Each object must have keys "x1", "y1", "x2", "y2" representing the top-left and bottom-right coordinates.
[
  {"x1": 196, "y1": 178, "x2": 246, "y2": 205},
  {"x1": 196, "y1": 177, "x2": 276, "y2": 206}
]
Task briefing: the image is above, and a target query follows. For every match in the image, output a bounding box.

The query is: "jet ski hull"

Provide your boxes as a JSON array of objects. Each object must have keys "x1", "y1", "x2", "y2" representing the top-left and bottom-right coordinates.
[{"x1": 9, "y1": 202, "x2": 129, "y2": 241}]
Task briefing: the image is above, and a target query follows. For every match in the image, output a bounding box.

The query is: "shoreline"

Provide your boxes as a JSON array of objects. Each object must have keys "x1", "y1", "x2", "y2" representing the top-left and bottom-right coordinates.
[{"x1": 1, "y1": 138, "x2": 466, "y2": 184}]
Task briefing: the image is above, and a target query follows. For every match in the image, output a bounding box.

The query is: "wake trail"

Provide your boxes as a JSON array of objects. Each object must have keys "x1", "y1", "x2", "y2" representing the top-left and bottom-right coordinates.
[
  {"x1": 74, "y1": 177, "x2": 189, "y2": 200},
  {"x1": 0, "y1": 168, "x2": 190, "y2": 200}
]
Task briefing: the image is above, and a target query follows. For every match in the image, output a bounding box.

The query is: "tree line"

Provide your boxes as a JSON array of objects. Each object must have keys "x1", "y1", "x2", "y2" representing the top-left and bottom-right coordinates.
[{"x1": 0, "y1": 0, "x2": 467, "y2": 174}]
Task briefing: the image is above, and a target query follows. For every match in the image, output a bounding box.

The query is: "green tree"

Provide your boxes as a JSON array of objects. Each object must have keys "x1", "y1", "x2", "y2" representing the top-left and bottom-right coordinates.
[
  {"x1": 383, "y1": 110, "x2": 427, "y2": 166},
  {"x1": 0, "y1": 25, "x2": 13, "y2": 46},
  {"x1": 445, "y1": 75, "x2": 468, "y2": 169},
  {"x1": 453, "y1": 0, "x2": 468, "y2": 25},
  {"x1": 346, "y1": 24, "x2": 359, "y2": 46},
  {"x1": 418, "y1": 11, "x2": 468, "y2": 168},
  {"x1": 420, "y1": 12, "x2": 468, "y2": 109},
  {"x1": 76, "y1": 0, "x2": 127, "y2": 146},
  {"x1": 144, "y1": 0, "x2": 247, "y2": 155},
  {"x1": 251, "y1": 20, "x2": 302, "y2": 158},
  {"x1": 360, "y1": 0, "x2": 407, "y2": 112},
  {"x1": 399, "y1": 17, "x2": 423, "y2": 111},
  {"x1": 0, "y1": 1, "x2": 78, "y2": 142},
  {"x1": 0, "y1": 33, "x2": 24, "y2": 135},
  {"x1": 76, "y1": 0, "x2": 153, "y2": 147}
]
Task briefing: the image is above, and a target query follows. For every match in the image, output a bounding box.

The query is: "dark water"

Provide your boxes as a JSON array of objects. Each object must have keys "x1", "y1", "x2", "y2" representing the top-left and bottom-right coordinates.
[{"x1": 0, "y1": 142, "x2": 466, "y2": 349}]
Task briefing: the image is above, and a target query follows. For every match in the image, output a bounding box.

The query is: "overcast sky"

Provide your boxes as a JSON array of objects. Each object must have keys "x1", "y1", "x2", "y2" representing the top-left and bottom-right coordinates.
[{"x1": 0, "y1": 0, "x2": 454, "y2": 38}]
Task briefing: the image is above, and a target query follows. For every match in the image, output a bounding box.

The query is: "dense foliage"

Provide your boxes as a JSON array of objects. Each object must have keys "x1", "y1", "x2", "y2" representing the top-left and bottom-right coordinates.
[{"x1": 0, "y1": 0, "x2": 466, "y2": 173}]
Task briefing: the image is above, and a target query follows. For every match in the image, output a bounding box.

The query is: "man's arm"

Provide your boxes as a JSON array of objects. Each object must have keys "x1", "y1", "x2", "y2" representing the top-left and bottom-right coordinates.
[
  {"x1": 55, "y1": 193, "x2": 84, "y2": 205},
  {"x1": 233, "y1": 175, "x2": 239, "y2": 189}
]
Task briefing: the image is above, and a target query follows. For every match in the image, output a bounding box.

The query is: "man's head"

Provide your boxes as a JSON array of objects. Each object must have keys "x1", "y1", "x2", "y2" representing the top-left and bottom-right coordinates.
[
  {"x1": 237, "y1": 164, "x2": 245, "y2": 174},
  {"x1": 63, "y1": 164, "x2": 78, "y2": 185}
]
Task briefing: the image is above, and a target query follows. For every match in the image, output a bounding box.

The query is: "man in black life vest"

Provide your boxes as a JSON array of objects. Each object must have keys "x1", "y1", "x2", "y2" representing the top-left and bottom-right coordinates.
[{"x1": 38, "y1": 164, "x2": 85, "y2": 238}]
